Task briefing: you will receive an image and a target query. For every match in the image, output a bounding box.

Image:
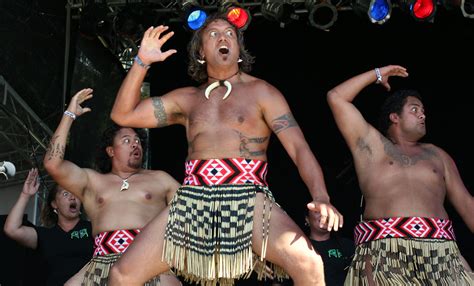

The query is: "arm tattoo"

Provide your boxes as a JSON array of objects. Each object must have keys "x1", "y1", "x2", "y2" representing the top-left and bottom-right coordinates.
[
  {"x1": 238, "y1": 132, "x2": 268, "y2": 157},
  {"x1": 46, "y1": 135, "x2": 65, "y2": 161},
  {"x1": 152, "y1": 97, "x2": 168, "y2": 127},
  {"x1": 271, "y1": 113, "x2": 298, "y2": 134}
]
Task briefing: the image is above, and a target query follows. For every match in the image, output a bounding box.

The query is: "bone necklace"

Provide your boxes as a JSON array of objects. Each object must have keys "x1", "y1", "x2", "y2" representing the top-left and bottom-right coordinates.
[{"x1": 204, "y1": 71, "x2": 240, "y2": 100}]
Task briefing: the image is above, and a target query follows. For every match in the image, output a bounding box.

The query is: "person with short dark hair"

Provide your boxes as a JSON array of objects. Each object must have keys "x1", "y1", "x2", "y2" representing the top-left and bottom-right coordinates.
[
  {"x1": 306, "y1": 210, "x2": 354, "y2": 286},
  {"x1": 327, "y1": 65, "x2": 473, "y2": 285}
]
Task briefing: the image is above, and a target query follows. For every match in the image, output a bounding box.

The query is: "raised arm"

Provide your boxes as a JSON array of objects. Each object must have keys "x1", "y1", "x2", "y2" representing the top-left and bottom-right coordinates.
[
  {"x1": 326, "y1": 65, "x2": 408, "y2": 150},
  {"x1": 4, "y1": 168, "x2": 40, "y2": 248},
  {"x1": 260, "y1": 83, "x2": 343, "y2": 231},
  {"x1": 43, "y1": 88, "x2": 93, "y2": 201},
  {"x1": 110, "y1": 25, "x2": 179, "y2": 128}
]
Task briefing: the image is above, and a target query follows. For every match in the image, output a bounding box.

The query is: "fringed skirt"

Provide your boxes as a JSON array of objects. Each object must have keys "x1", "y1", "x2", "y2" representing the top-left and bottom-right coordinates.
[
  {"x1": 82, "y1": 229, "x2": 161, "y2": 286},
  {"x1": 345, "y1": 217, "x2": 473, "y2": 285},
  {"x1": 163, "y1": 158, "x2": 288, "y2": 286}
]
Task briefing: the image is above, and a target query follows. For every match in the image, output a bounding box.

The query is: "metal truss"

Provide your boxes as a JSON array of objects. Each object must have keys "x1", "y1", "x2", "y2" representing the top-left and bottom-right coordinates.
[{"x1": 0, "y1": 75, "x2": 55, "y2": 223}]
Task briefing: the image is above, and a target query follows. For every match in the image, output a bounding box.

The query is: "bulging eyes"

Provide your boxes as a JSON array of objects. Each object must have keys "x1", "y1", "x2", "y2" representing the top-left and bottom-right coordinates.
[
  {"x1": 124, "y1": 138, "x2": 140, "y2": 144},
  {"x1": 226, "y1": 30, "x2": 233, "y2": 37},
  {"x1": 210, "y1": 31, "x2": 217, "y2": 37}
]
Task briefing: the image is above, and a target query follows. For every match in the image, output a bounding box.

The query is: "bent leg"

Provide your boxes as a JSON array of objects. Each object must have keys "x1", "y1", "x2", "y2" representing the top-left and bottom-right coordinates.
[
  {"x1": 109, "y1": 207, "x2": 171, "y2": 286},
  {"x1": 252, "y1": 193, "x2": 325, "y2": 286}
]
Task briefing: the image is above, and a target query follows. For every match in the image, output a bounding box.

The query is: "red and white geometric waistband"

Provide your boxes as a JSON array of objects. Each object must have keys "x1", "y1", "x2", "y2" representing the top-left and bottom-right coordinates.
[
  {"x1": 183, "y1": 158, "x2": 268, "y2": 186},
  {"x1": 354, "y1": 217, "x2": 455, "y2": 246},
  {"x1": 93, "y1": 229, "x2": 141, "y2": 257}
]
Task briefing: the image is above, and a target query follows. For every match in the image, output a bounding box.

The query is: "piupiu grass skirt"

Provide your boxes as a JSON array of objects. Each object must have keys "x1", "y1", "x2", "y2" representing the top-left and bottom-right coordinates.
[
  {"x1": 345, "y1": 238, "x2": 473, "y2": 285},
  {"x1": 163, "y1": 183, "x2": 288, "y2": 286},
  {"x1": 82, "y1": 229, "x2": 161, "y2": 286},
  {"x1": 82, "y1": 253, "x2": 161, "y2": 286}
]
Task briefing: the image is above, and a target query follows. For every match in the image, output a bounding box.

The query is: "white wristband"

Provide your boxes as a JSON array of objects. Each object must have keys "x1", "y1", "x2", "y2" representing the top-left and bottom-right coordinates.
[
  {"x1": 64, "y1": 110, "x2": 76, "y2": 120},
  {"x1": 134, "y1": 55, "x2": 151, "y2": 69},
  {"x1": 375, "y1": 68, "x2": 382, "y2": 84}
]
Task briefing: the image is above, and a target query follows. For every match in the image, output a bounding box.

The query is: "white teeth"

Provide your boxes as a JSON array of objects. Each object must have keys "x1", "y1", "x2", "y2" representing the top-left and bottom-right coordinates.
[{"x1": 219, "y1": 45, "x2": 228, "y2": 49}]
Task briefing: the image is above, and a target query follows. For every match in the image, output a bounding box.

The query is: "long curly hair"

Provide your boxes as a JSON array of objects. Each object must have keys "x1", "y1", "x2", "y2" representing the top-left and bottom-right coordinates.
[
  {"x1": 378, "y1": 89, "x2": 422, "y2": 136},
  {"x1": 187, "y1": 12, "x2": 255, "y2": 83},
  {"x1": 94, "y1": 123, "x2": 147, "y2": 173}
]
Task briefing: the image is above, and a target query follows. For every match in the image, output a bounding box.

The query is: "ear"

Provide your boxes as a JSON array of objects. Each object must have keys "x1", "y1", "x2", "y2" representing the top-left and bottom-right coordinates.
[
  {"x1": 51, "y1": 200, "x2": 58, "y2": 210},
  {"x1": 389, "y1": 113, "x2": 399, "y2": 124},
  {"x1": 106, "y1": 146, "x2": 114, "y2": 158},
  {"x1": 199, "y1": 48, "x2": 204, "y2": 60}
]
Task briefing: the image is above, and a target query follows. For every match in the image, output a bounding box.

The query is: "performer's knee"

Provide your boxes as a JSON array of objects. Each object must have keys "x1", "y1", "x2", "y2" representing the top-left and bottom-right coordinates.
[{"x1": 286, "y1": 249, "x2": 324, "y2": 284}]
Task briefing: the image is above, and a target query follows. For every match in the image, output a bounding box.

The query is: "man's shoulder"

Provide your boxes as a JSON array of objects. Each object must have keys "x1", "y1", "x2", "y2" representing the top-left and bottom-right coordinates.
[{"x1": 142, "y1": 169, "x2": 174, "y2": 180}]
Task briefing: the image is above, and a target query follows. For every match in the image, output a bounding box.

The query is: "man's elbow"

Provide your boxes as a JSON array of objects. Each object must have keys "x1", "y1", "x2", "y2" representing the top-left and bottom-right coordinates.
[
  {"x1": 326, "y1": 89, "x2": 338, "y2": 105},
  {"x1": 43, "y1": 156, "x2": 61, "y2": 177},
  {"x1": 110, "y1": 111, "x2": 128, "y2": 126}
]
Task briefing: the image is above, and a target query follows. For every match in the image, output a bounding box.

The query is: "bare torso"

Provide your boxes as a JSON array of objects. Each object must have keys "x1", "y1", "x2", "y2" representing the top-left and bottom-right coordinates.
[
  {"x1": 173, "y1": 73, "x2": 274, "y2": 161},
  {"x1": 81, "y1": 169, "x2": 171, "y2": 236},
  {"x1": 354, "y1": 132, "x2": 448, "y2": 219}
]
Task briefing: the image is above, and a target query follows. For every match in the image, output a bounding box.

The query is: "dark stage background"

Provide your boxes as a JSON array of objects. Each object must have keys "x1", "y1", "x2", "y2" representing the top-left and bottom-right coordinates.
[{"x1": 0, "y1": 1, "x2": 473, "y2": 284}]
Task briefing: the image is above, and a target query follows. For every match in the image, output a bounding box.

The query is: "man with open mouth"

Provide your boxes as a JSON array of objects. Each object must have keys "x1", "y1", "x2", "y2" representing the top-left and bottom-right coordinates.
[
  {"x1": 108, "y1": 12, "x2": 342, "y2": 286},
  {"x1": 43, "y1": 88, "x2": 182, "y2": 286}
]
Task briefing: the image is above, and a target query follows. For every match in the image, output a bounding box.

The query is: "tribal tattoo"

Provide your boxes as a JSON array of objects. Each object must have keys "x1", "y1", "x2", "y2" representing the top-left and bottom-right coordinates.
[
  {"x1": 238, "y1": 131, "x2": 268, "y2": 157},
  {"x1": 382, "y1": 135, "x2": 437, "y2": 166},
  {"x1": 152, "y1": 97, "x2": 167, "y2": 127},
  {"x1": 46, "y1": 135, "x2": 65, "y2": 161},
  {"x1": 271, "y1": 113, "x2": 298, "y2": 134}
]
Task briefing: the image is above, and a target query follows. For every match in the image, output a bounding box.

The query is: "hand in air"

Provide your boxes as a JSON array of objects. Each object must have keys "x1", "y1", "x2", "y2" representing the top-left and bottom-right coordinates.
[
  {"x1": 137, "y1": 25, "x2": 177, "y2": 65},
  {"x1": 307, "y1": 200, "x2": 344, "y2": 232},
  {"x1": 378, "y1": 65, "x2": 409, "y2": 91},
  {"x1": 22, "y1": 168, "x2": 40, "y2": 196},
  {"x1": 66, "y1": 88, "x2": 93, "y2": 117}
]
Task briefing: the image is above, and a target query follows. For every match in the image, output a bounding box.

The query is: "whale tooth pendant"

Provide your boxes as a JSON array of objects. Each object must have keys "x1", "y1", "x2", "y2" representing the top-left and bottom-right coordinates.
[{"x1": 204, "y1": 80, "x2": 232, "y2": 100}]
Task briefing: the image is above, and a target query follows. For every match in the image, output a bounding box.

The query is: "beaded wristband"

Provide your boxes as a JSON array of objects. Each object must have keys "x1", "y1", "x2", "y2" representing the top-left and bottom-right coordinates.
[
  {"x1": 375, "y1": 68, "x2": 383, "y2": 84},
  {"x1": 64, "y1": 110, "x2": 76, "y2": 120},
  {"x1": 134, "y1": 55, "x2": 151, "y2": 69}
]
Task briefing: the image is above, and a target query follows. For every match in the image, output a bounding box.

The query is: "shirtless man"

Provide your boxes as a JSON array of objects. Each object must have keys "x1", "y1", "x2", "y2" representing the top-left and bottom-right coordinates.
[
  {"x1": 43, "y1": 88, "x2": 181, "y2": 285},
  {"x1": 108, "y1": 13, "x2": 343, "y2": 286},
  {"x1": 326, "y1": 65, "x2": 474, "y2": 285}
]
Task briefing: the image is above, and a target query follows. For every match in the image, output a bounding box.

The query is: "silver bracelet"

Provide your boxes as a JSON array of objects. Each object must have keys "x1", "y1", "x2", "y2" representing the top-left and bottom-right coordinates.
[
  {"x1": 64, "y1": 110, "x2": 76, "y2": 120},
  {"x1": 134, "y1": 55, "x2": 151, "y2": 69},
  {"x1": 375, "y1": 68, "x2": 382, "y2": 84}
]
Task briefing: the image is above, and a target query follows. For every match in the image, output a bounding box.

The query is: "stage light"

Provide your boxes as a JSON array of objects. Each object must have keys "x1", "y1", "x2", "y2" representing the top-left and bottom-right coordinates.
[
  {"x1": 306, "y1": 0, "x2": 338, "y2": 31},
  {"x1": 0, "y1": 161, "x2": 16, "y2": 179},
  {"x1": 181, "y1": 0, "x2": 208, "y2": 31},
  {"x1": 399, "y1": 0, "x2": 437, "y2": 21},
  {"x1": 353, "y1": 0, "x2": 392, "y2": 24},
  {"x1": 220, "y1": 0, "x2": 252, "y2": 30},
  {"x1": 461, "y1": 0, "x2": 474, "y2": 17},
  {"x1": 261, "y1": 1, "x2": 299, "y2": 28}
]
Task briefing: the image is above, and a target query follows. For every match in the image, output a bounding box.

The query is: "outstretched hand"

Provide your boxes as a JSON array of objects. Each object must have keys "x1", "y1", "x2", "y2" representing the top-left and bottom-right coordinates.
[
  {"x1": 137, "y1": 25, "x2": 177, "y2": 65},
  {"x1": 22, "y1": 168, "x2": 40, "y2": 196},
  {"x1": 378, "y1": 65, "x2": 409, "y2": 91},
  {"x1": 66, "y1": 88, "x2": 93, "y2": 117},
  {"x1": 307, "y1": 200, "x2": 343, "y2": 232}
]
